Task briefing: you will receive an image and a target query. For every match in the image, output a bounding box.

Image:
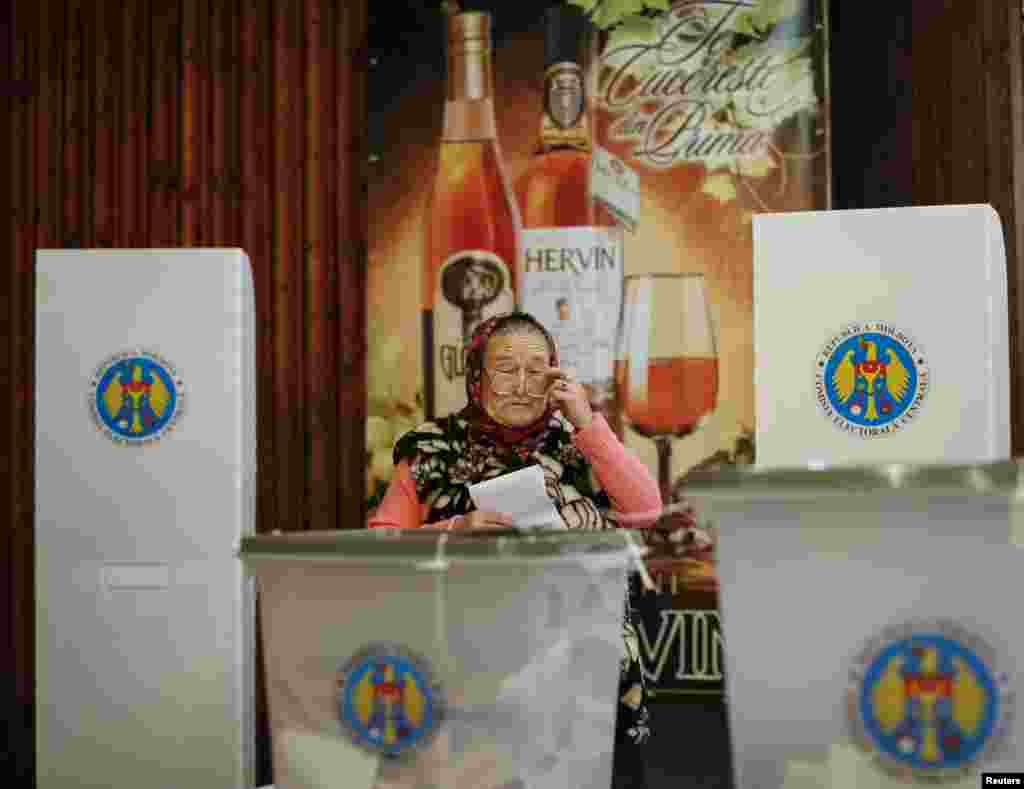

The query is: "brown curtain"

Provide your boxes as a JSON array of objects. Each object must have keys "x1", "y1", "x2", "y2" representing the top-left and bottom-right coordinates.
[{"x1": 3, "y1": 0, "x2": 367, "y2": 782}]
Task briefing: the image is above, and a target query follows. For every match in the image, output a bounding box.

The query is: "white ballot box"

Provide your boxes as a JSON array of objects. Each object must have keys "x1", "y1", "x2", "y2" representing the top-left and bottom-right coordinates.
[
  {"x1": 35, "y1": 249, "x2": 256, "y2": 788},
  {"x1": 239, "y1": 528, "x2": 638, "y2": 789},
  {"x1": 753, "y1": 204, "x2": 1009, "y2": 469},
  {"x1": 687, "y1": 462, "x2": 1023, "y2": 789}
]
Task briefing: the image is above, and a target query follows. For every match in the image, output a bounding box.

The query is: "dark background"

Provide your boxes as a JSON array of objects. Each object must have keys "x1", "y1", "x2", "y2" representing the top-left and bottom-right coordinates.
[{"x1": 7, "y1": 1, "x2": 1024, "y2": 788}]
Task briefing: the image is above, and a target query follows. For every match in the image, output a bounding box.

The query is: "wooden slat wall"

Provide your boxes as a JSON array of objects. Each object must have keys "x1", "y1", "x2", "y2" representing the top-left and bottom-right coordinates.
[
  {"x1": 337, "y1": 0, "x2": 368, "y2": 521},
  {"x1": 829, "y1": 0, "x2": 913, "y2": 210},
  {"x1": 2, "y1": 0, "x2": 367, "y2": 783},
  {"x1": 909, "y1": 0, "x2": 1024, "y2": 452},
  {"x1": 9, "y1": 0, "x2": 35, "y2": 774}
]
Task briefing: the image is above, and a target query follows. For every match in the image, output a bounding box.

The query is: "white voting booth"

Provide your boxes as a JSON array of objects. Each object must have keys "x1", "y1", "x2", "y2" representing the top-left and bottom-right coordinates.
[
  {"x1": 35, "y1": 249, "x2": 257, "y2": 788},
  {"x1": 753, "y1": 204, "x2": 1010, "y2": 469},
  {"x1": 699, "y1": 205, "x2": 1019, "y2": 789}
]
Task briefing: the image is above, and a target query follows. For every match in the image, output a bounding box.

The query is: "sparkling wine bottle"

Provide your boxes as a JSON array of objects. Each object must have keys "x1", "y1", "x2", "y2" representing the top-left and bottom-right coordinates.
[
  {"x1": 422, "y1": 11, "x2": 521, "y2": 420},
  {"x1": 514, "y1": 5, "x2": 624, "y2": 436}
]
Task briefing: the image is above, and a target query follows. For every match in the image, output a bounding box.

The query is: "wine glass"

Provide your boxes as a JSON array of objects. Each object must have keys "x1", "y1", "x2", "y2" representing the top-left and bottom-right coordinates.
[{"x1": 616, "y1": 273, "x2": 719, "y2": 504}]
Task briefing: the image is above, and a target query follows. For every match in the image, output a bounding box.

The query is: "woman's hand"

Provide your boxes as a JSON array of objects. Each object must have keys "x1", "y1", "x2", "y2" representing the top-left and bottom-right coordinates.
[
  {"x1": 459, "y1": 509, "x2": 514, "y2": 529},
  {"x1": 545, "y1": 367, "x2": 593, "y2": 429}
]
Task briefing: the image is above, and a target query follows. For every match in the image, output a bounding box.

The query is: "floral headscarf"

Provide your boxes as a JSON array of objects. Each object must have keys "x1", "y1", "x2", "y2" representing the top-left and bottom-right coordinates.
[{"x1": 393, "y1": 311, "x2": 612, "y2": 527}]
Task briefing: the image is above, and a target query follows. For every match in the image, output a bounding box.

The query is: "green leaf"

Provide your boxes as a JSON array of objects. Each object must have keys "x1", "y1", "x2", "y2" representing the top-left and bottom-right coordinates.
[
  {"x1": 735, "y1": 153, "x2": 779, "y2": 178},
  {"x1": 567, "y1": 0, "x2": 656, "y2": 30},
  {"x1": 754, "y1": 0, "x2": 804, "y2": 28},
  {"x1": 732, "y1": 47, "x2": 817, "y2": 130},
  {"x1": 606, "y1": 14, "x2": 657, "y2": 49},
  {"x1": 618, "y1": 13, "x2": 656, "y2": 35},
  {"x1": 588, "y1": 2, "x2": 618, "y2": 29},
  {"x1": 567, "y1": 0, "x2": 601, "y2": 13},
  {"x1": 733, "y1": 10, "x2": 763, "y2": 37},
  {"x1": 702, "y1": 172, "x2": 738, "y2": 203}
]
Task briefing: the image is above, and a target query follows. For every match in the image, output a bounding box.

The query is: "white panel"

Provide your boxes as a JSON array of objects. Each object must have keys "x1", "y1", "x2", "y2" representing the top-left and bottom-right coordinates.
[
  {"x1": 35, "y1": 248, "x2": 256, "y2": 789},
  {"x1": 690, "y1": 489, "x2": 1023, "y2": 789},
  {"x1": 753, "y1": 204, "x2": 1010, "y2": 469},
  {"x1": 985, "y1": 206, "x2": 1012, "y2": 460}
]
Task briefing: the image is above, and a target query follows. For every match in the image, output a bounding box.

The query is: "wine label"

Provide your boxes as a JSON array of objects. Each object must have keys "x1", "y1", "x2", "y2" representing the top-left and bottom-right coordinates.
[
  {"x1": 520, "y1": 227, "x2": 623, "y2": 390},
  {"x1": 541, "y1": 63, "x2": 588, "y2": 150},
  {"x1": 591, "y1": 146, "x2": 640, "y2": 232},
  {"x1": 545, "y1": 62, "x2": 584, "y2": 129},
  {"x1": 432, "y1": 249, "x2": 515, "y2": 416}
]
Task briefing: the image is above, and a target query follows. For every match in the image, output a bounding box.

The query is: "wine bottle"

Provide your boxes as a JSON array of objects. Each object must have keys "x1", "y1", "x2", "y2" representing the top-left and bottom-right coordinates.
[
  {"x1": 423, "y1": 11, "x2": 521, "y2": 420},
  {"x1": 514, "y1": 5, "x2": 624, "y2": 436}
]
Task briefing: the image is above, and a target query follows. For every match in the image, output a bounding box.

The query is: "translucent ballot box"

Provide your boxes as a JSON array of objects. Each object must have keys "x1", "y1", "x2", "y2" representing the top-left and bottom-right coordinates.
[
  {"x1": 685, "y1": 462, "x2": 1024, "y2": 789},
  {"x1": 239, "y1": 528, "x2": 642, "y2": 789}
]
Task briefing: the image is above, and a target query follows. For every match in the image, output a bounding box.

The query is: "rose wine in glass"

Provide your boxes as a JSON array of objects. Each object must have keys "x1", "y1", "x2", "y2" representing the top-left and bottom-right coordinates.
[{"x1": 616, "y1": 273, "x2": 718, "y2": 503}]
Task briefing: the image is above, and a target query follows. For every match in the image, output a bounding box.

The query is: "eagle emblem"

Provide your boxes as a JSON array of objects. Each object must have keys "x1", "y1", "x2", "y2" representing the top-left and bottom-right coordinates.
[
  {"x1": 337, "y1": 643, "x2": 445, "y2": 757},
  {"x1": 847, "y1": 620, "x2": 1013, "y2": 782},
  {"x1": 90, "y1": 350, "x2": 184, "y2": 445},
  {"x1": 817, "y1": 324, "x2": 929, "y2": 435}
]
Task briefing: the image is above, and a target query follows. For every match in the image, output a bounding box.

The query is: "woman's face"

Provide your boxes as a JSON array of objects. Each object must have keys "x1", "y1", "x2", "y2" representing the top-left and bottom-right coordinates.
[{"x1": 480, "y1": 331, "x2": 551, "y2": 428}]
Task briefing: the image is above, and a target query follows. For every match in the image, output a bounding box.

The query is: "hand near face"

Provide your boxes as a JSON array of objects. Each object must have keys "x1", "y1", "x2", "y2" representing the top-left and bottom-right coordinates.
[{"x1": 545, "y1": 367, "x2": 593, "y2": 429}]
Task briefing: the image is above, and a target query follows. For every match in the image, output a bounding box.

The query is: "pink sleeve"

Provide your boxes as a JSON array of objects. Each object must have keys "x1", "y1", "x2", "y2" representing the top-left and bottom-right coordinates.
[
  {"x1": 572, "y1": 414, "x2": 662, "y2": 528},
  {"x1": 366, "y1": 461, "x2": 460, "y2": 530}
]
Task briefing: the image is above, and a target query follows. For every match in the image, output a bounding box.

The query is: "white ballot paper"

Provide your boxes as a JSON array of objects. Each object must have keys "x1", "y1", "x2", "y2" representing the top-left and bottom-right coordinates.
[{"x1": 468, "y1": 465, "x2": 565, "y2": 529}]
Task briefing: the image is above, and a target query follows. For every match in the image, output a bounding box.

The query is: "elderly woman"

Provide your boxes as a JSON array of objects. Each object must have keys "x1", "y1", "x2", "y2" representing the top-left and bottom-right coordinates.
[{"x1": 369, "y1": 311, "x2": 661, "y2": 788}]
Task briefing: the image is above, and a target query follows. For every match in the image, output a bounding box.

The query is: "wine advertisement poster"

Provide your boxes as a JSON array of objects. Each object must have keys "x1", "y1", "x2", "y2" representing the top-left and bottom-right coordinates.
[{"x1": 366, "y1": 0, "x2": 829, "y2": 697}]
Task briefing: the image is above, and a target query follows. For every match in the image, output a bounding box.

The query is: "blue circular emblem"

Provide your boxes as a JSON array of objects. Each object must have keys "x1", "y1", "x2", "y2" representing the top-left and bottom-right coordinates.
[
  {"x1": 816, "y1": 322, "x2": 930, "y2": 438},
  {"x1": 847, "y1": 620, "x2": 1014, "y2": 782},
  {"x1": 337, "y1": 643, "x2": 445, "y2": 758},
  {"x1": 89, "y1": 350, "x2": 184, "y2": 445}
]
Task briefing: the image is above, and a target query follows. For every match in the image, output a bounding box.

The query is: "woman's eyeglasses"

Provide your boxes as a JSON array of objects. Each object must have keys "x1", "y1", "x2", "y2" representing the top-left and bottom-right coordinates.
[{"x1": 485, "y1": 367, "x2": 550, "y2": 398}]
